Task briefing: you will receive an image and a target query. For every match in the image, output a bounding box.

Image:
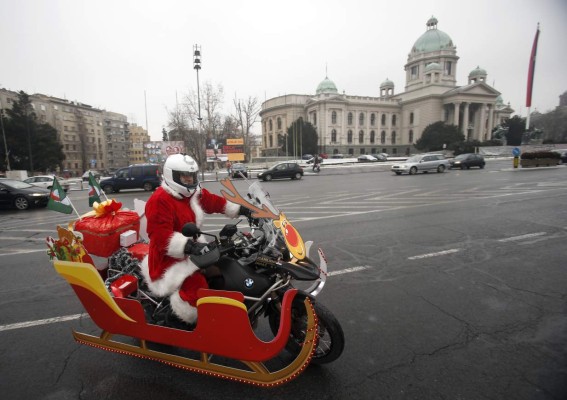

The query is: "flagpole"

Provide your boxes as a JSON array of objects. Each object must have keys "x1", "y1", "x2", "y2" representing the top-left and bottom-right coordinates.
[{"x1": 526, "y1": 23, "x2": 540, "y2": 131}]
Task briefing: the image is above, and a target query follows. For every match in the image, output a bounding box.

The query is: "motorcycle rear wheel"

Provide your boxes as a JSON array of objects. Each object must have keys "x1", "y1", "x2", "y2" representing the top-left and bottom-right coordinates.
[{"x1": 269, "y1": 299, "x2": 344, "y2": 364}]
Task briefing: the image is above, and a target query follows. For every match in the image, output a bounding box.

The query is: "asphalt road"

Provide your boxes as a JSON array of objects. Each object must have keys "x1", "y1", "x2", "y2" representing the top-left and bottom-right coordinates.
[{"x1": 1, "y1": 160, "x2": 566, "y2": 399}]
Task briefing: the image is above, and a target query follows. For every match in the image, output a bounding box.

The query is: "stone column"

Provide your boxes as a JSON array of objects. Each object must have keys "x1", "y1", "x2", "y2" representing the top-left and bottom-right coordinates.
[
  {"x1": 453, "y1": 102, "x2": 461, "y2": 127},
  {"x1": 478, "y1": 103, "x2": 486, "y2": 141},
  {"x1": 487, "y1": 104, "x2": 494, "y2": 139},
  {"x1": 462, "y1": 102, "x2": 470, "y2": 139}
]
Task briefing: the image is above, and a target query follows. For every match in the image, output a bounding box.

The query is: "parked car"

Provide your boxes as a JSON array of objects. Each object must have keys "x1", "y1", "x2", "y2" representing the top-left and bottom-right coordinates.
[
  {"x1": 82, "y1": 170, "x2": 102, "y2": 181},
  {"x1": 99, "y1": 164, "x2": 162, "y2": 193},
  {"x1": 370, "y1": 153, "x2": 388, "y2": 161},
  {"x1": 0, "y1": 179, "x2": 50, "y2": 210},
  {"x1": 449, "y1": 153, "x2": 485, "y2": 169},
  {"x1": 391, "y1": 154, "x2": 450, "y2": 175},
  {"x1": 357, "y1": 155, "x2": 378, "y2": 162},
  {"x1": 257, "y1": 162, "x2": 303, "y2": 181},
  {"x1": 23, "y1": 175, "x2": 70, "y2": 192},
  {"x1": 301, "y1": 154, "x2": 313, "y2": 160},
  {"x1": 230, "y1": 163, "x2": 248, "y2": 179},
  {"x1": 331, "y1": 154, "x2": 344, "y2": 159}
]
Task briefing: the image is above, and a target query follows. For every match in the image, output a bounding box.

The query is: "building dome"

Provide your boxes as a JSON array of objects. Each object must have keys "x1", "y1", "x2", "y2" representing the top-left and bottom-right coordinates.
[
  {"x1": 316, "y1": 76, "x2": 338, "y2": 94},
  {"x1": 411, "y1": 17, "x2": 454, "y2": 53},
  {"x1": 380, "y1": 78, "x2": 394, "y2": 88},
  {"x1": 469, "y1": 65, "x2": 487, "y2": 77},
  {"x1": 424, "y1": 62, "x2": 442, "y2": 73}
]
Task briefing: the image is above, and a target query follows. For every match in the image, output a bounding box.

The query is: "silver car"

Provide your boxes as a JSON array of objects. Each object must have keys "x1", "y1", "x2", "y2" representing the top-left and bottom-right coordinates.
[{"x1": 391, "y1": 154, "x2": 450, "y2": 175}]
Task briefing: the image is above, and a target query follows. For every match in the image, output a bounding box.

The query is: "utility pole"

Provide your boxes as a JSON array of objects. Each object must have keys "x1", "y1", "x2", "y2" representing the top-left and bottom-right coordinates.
[{"x1": 0, "y1": 101, "x2": 10, "y2": 171}]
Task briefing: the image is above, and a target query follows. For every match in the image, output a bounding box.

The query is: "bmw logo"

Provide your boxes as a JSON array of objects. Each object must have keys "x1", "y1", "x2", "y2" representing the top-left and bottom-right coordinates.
[{"x1": 244, "y1": 278, "x2": 254, "y2": 288}]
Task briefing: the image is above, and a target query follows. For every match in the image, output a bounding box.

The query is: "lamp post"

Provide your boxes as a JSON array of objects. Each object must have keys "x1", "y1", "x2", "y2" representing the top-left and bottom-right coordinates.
[{"x1": 193, "y1": 44, "x2": 203, "y2": 175}]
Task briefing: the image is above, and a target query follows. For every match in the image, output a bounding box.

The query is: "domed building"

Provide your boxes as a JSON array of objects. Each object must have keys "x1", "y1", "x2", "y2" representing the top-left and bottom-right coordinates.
[{"x1": 260, "y1": 17, "x2": 514, "y2": 157}]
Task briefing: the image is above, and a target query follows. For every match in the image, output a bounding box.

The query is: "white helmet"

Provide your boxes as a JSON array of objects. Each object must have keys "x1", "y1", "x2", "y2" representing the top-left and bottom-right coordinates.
[{"x1": 163, "y1": 154, "x2": 200, "y2": 197}]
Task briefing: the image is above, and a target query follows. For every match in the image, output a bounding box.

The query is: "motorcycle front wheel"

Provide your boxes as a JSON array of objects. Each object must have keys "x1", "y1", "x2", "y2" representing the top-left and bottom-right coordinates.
[{"x1": 269, "y1": 298, "x2": 344, "y2": 364}]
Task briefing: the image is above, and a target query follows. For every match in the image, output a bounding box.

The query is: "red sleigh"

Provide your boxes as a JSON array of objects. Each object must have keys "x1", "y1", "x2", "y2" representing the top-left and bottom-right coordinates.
[{"x1": 52, "y1": 255, "x2": 318, "y2": 386}]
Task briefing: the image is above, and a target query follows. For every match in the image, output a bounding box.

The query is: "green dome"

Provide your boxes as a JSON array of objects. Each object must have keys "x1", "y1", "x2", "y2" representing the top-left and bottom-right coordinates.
[
  {"x1": 469, "y1": 65, "x2": 487, "y2": 77},
  {"x1": 316, "y1": 76, "x2": 338, "y2": 94},
  {"x1": 424, "y1": 62, "x2": 442, "y2": 72},
  {"x1": 380, "y1": 78, "x2": 394, "y2": 88},
  {"x1": 496, "y1": 95, "x2": 503, "y2": 105},
  {"x1": 412, "y1": 17, "x2": 454, "y2": 53}
]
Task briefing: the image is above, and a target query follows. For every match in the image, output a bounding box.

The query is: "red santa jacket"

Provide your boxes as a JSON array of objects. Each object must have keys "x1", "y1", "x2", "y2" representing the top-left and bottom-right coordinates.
[{"x1": 140, "y1": 182, "x2": 240, "y2": 297}]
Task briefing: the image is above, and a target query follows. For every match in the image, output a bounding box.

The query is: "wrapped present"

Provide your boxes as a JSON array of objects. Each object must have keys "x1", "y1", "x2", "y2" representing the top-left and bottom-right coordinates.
[
  {"x1": 46, "y1": 226, "x2": 94, "y2": 265},
  {"x1": 74, "y1": 199, "x2": 140, "y2": 257}
]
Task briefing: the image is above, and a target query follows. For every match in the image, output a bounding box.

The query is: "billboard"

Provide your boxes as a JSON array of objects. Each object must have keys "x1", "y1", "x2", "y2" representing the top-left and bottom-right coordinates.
[
  {"x1": 206, "y1": 138, "x2": 244, "y2": 162},
  {"x1": 143, "y1": 141, "x2": 185, "y2": 164}
]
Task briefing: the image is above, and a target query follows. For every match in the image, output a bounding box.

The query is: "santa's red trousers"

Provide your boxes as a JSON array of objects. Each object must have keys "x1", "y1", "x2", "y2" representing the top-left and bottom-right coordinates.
[{"x1": 178, "y1": 272, "x2": 208, "y2": 306}]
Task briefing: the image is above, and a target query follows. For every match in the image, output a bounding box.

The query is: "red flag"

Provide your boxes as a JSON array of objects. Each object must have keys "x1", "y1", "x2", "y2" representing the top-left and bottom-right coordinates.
[{"x1": 526, "y1": 24, "x2": 540, "y2": 108}]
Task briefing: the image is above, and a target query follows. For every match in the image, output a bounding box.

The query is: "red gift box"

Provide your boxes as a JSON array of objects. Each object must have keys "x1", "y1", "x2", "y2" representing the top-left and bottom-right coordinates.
[{"x1": 74, "y1": 210, "x2": 140, "y2": 257}]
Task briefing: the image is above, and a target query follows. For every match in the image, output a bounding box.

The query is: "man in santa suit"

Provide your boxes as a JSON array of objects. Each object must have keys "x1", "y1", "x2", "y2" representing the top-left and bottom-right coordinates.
[{"x1": 140, "y1": 153, "x2": 251, "y2": 326}]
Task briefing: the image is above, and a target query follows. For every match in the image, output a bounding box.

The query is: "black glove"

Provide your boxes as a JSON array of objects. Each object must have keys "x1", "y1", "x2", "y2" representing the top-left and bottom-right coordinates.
[
  {"x1": 239, "y1": 205, "x2": 253, "y2": 218},
  {"x1": 184, "y1": 240, "x2": 208, "y2": 256}
]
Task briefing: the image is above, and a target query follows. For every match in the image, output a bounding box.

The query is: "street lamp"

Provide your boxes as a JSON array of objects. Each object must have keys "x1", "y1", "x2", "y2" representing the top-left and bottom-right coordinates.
[{"x1": 193, "y1": 44, "x2": 204, "y2": 175}]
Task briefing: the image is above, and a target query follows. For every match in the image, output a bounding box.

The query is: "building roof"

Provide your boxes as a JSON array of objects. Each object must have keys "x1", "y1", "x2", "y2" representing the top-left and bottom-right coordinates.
[
  {"x1": 411, "y1": 17, "x2": 454, "y2": 53},
  {"x1": 380, "y1": 78, "x2": 394, "y2": 88},
  {"x1": 469, "y1": 65, "x2": 487, "y2": 77},
  {"x1": 424, "y1": 62, "x2": 442, "y2": 73},
  {"x1": 316, "y1": 76, "x2": 338, "y2": 94}
]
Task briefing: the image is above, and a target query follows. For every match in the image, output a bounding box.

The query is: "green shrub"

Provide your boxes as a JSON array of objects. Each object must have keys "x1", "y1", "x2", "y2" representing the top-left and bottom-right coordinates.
[{"x1": 521, "y1": 151, "x2": 561, "y2": 160}]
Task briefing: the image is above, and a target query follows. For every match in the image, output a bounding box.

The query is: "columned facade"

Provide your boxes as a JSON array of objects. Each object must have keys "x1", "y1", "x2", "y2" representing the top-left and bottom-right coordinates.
[{"x1": 260, "y1": 17, "x2": 514, "y2": 157}]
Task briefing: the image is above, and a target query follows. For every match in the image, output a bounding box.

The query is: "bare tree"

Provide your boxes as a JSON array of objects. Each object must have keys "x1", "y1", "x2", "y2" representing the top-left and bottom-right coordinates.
[{"x1": 232, "y1": 95, "x2": 260, "y2": 161}]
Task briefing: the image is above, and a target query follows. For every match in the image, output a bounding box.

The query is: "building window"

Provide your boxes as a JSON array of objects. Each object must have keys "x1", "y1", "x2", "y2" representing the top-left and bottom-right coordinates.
[
  {"x1": 332, "y1": 111, "x2": 337, "y2": 124},
  {"x1": 391, "y1": 131, "x2": 396, "y2": 144},
  {"x1": 347, "y1": 130, "x2": 353, "y2": 143},
  {"x1": 269, "y1": 120, "x2": 273, "y2": 131},
  {"x1": 277, "y1": 117, "x2": 282, "y2": 130},
  {"x1": 360, "y1": 148, "x2": 365, "y2": 155},
  {"x1": 370, "y1": 130, "x2": 375, "y2": 143},
  {"x1": 411, "y1": 65, "x2": 419, "y2": 79},
  {"x1": 370, "y1": 113, "x2": 376, "y2": 126},
  {"x1": 445, "y1": 61, "x2": 452, "y2": 75},
  {"x1": 409, "y1": 130, "x2": 414, "y2": 143},
  {"x1": 313, "y1": 112, "x2": 317, "y2": 126},
  {"x1": 359, "y1": 130, "x2": 364, "y2": 144},
  {"x1": 381, "y1": 114, "x2": 386, "y2": 126},
  {"x1": 381, "y1": 131, "x2": 386, "y2": 144},
  {"x1": 410, "y1": 112, "x2": 414, "y2": 124},
  {"x1": 331, "y1": 129, "x2": 337, "y2": 143},
  {"x1": 348, "y1": 113, "x2": 353, "y2": 125},
  {"x1": 269, "y1": 136, "x2": 273, "y2": 147},
  {"x1": 392, "y1": 115, "x2": 397, "y2": 126},
  {"x1": 348, "y1": 148, "x2": 354, "y2": 155},
  {"x1": 359, "y1": 113, "x2": 364, "y2": 126},
  {"x1": 392, "y1": 148, "x2": 397, "y2": 155}
]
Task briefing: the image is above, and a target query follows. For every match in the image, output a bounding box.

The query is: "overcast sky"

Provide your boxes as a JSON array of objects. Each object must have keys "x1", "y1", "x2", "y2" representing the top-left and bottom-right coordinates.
[{"x1": 1, "y1": 0, "x2": 566, "y2": 141}]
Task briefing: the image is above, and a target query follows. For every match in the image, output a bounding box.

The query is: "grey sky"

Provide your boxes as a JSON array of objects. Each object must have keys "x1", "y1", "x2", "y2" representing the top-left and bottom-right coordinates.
[{"x1": 1, "y1": 0, "x2": 566, "y2": 141}]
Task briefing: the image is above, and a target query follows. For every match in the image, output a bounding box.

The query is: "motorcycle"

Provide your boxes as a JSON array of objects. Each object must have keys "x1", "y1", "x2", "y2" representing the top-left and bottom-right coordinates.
[{"x1": 49, "y1": 178, "x2": 344, "y2": 386}]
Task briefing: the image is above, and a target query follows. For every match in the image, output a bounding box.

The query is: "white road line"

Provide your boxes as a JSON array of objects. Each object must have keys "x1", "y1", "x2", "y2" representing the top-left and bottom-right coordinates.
[
  {"x1": 0, "y1": 314, "x2": 84, "y2": 332},
  {"x1": 0, "y1": 265, "x2": 371, "y2": 332},
  {"x1": 0, "y1": 249, "x2": 48, "y2": 256},
  {"x1": 498, "y1": 232, "x2": 547, "y2": 242},
  {"x1": 408, "y1": 248, "x2": 461, "y2": 260}
]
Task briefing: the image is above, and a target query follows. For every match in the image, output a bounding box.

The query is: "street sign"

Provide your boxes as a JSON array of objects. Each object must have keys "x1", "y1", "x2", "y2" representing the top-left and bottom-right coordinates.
[{"x1": 512, "y1": 147, "x2": 521, "y2": 157}]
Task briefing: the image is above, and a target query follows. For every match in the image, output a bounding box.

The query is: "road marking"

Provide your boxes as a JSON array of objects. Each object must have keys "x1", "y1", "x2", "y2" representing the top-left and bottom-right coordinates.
[
  {"x1": 0, "y1": 265, "x2": 370, "y2": 332},
  {"x1": 408, "y1": 248, "x2": 461, "y2": 260},
  {"x1": 0, "y1": 314, "x2": 84, "y2": 332},
  {"x1": 0, "y1": 249, "x2": 48, "y2": 256},
  {"x1": 498, "y1": 232, "x2": 547, "y2": 242}
]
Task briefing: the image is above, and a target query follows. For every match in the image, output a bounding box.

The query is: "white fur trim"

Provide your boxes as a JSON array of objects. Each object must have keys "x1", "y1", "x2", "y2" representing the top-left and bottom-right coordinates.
[
  {"x1": 190, "y1": 193, "x2": 204, "y2": 228},
  {"x1": 167, "y1": 232, "x2": 189, "y2": 259},
  {"x1": 170, "y1": 291, "x2": 198, "y2": 324},
  {"x1": 224, "y1": 201, "x2": 241, "y2": 219},
  {"x1": 140, "y1": 255, "x2": 199, "y2": 297}
]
